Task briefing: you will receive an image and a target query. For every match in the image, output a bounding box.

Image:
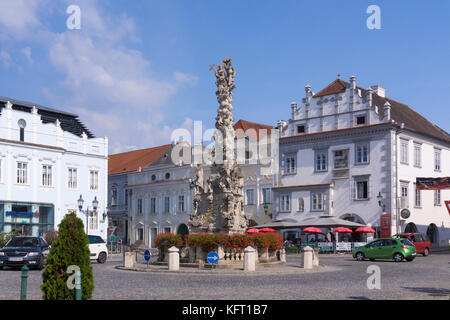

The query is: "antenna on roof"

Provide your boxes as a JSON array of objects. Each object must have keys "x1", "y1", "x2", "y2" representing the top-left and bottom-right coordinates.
[{"x1": 337, "y1": 73, "x2": 341, "y2": 79}]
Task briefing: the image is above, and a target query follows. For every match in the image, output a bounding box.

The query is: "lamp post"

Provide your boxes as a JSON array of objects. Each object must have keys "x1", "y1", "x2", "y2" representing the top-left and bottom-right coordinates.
[{"x1": 77, "y1": 195, "x2": 99, "y2": 236}]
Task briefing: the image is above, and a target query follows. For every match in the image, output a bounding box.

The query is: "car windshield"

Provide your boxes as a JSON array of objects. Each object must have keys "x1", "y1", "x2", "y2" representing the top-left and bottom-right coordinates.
[
  {"x1": 6, "y1": 237, "x2": 40, "y2": 247},
  {"x1": 400, "y1": 239, "x2": 414, "y2": 247}
]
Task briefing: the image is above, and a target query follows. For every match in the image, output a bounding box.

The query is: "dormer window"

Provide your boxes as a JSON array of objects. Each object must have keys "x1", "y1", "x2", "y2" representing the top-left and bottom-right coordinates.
[
  {"x1": 151, "y1": 174, "x2": 156, "y2": 181},
  {"x1": 165, "y1": 172, "x2": 170, "y2": 179},
  {"x1": 356, "y1": 116, "x2": 366, "y2": 125}
]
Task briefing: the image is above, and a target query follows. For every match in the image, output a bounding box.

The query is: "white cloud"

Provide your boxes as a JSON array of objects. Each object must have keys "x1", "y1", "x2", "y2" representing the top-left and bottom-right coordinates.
[
  {"x1": 0, "y1": 50, "x2": 12, "y2": 68},
  {"x1": 0, "y1": 0, "x2": 200, "y2": 153}
]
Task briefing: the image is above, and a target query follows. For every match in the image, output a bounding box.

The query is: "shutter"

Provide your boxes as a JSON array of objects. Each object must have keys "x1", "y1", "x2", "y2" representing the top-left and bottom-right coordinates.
[{"x1": 351, "y1": 180, "x2": 356, "y2": 200}]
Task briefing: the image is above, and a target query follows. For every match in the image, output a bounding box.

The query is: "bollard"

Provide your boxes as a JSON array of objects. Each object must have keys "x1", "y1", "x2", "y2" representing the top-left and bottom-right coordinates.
[
  {"x1": 75, "y1": 270, "x2": 82, "y2": 300},
  {"x1": 244, "y1": 246, "x2": 256, "y2": 272},
  {"x1": 20, "y1": 265, "x2": 29, "y2": 300},
  {"x1": 302, "y1": 246, "x2": 313, "y2": 269},
  {"x1": 313, "y1": 247, "x2": 319, "y2": 267},
  {"x1": 168, "y1": 246, "x2": 180, "y2": 271}
]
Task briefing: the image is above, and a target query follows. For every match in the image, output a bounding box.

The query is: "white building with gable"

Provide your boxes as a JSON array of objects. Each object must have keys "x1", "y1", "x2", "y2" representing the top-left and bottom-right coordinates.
[{"x1": 273, "y1": 76, "x2": 450, "y2": 248}]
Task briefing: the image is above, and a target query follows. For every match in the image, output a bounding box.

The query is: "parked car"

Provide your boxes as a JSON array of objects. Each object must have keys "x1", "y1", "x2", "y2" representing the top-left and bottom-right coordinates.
[
  {"x1": 393, "y1": 233, "x2": 431, "y2": 256},
  {"x1": 88, "y1": 235, "x2": 108, "y2": 263},
  {"x1": 0, "y1": 236, "x2": 50, "y2": 270},
  {"x1": 352, "y1": 238, "x2": 416, "y2": 262}
]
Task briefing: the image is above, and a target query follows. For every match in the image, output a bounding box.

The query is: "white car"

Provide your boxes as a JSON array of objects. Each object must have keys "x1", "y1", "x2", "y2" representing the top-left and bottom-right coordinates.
[{"x1": 88, "y1": 235, "x2": 108, "y2": 263}]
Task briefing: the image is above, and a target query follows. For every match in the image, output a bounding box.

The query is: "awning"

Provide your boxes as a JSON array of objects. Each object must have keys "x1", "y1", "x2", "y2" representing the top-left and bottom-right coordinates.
[{"x1": 253, "y1": 216, "x2": 366, "y2": 229}]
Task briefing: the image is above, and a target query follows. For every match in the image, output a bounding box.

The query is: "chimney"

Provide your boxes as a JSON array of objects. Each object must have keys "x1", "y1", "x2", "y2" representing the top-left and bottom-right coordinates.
[
  {"x1": 277, "y1": 120, "x2": 287, "y2": 134},
  {"x1": 350, "y1": 75, "x2": 356, "y2": 90},
  {"x1": 305, "y1": 85, "x2": 312, "y2": 99},
  {"x1": 371, "y1": 85, "x2": 385, "y2": 98},
  {"x1": 383, "y1": 101, "x2": 391, "y2": 121},
  {"x1": 290, "y1": 102, "x2": 297, "y2": 119}
]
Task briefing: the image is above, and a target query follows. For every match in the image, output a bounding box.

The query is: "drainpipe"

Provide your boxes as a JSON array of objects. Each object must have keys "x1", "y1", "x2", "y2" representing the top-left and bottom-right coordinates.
[{"x1": 394, "y1": 124, "x2": 402, "y2": 235}]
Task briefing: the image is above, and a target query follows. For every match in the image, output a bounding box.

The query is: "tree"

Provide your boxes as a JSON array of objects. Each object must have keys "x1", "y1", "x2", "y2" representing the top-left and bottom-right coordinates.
[{"x1": 41, "y1": 212, "x2": 94, "y2": 300}]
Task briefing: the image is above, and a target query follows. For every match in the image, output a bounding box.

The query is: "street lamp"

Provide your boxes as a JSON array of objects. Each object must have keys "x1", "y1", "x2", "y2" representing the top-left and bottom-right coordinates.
[{"x1": 77, "y1": 195, "x2": 98, "y2": 235}]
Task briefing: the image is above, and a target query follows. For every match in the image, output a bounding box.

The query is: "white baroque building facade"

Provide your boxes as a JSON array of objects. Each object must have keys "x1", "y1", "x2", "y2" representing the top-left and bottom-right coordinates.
[
  {"x1": 273, "y1": 77, "x2": 450, "y2": 247},
  {"x1": 0, "y1": 97, "x2": 108, "y2": 239}
]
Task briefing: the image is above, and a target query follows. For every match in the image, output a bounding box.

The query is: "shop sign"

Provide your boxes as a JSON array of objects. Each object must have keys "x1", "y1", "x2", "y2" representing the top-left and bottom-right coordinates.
[{"x1": 6, "y1": 211, "x2": 34, "y2": 218}]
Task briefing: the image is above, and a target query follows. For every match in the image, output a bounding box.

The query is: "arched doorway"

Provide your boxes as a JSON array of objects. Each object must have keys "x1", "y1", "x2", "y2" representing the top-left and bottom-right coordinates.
[
  {"x1": 426, "y1": 223, "x2": 439, "y2": 245},
  {"x1": 339, "y1": 213, "x2": 366, "y2": 242},
  {"x1": 176, "y1": 224, "x2": 189, "y2": 238},
  {"x1": 404, "y1": 222, "x2": 418, "y2": 234}
]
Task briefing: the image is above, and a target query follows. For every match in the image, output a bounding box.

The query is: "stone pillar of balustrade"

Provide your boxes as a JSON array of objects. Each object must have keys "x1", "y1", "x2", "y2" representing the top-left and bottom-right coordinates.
[
  {"x1": 244, "y1": 246, "x2": 256, "y2": 272},
  {"x1": 168, "y1": 246, "x2": 180, "y2": 271}
]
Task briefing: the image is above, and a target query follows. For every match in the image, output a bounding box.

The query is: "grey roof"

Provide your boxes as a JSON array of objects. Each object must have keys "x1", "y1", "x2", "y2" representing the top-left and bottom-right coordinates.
[{"x1": 0, "y1": 96, "x2": 94, "y2": 138}]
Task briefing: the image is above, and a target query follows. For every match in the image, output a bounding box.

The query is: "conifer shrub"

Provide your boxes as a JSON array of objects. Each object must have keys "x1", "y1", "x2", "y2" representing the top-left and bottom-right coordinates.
[{"x1": 41, "y1": 212, "x2": 94, "y2": 300}]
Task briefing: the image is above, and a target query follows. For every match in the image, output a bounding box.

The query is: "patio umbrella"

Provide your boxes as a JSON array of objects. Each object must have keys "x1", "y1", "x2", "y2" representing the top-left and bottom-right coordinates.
[
  {"x1": 333, "y1": 227, "x2": 352, "y2": 233},
  {"x1": 259, "y1": 228, "x2": 277, "y2": 233},
  {"x1": 246, "y1": 228, "x2": 260, "y2": 234},
  {"x1": 355, "y1": 227, "x2": 375, "y2": 233},
  {"x1": 303, "y1": 227, "x2": 323, "y2": 243}
]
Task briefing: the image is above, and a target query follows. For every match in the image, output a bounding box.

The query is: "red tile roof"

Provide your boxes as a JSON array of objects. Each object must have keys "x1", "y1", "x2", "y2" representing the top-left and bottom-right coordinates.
[
  {"x1": 233, "y1": 119, "x2": 274, "y2": 141},
  {"x1": 309, "y1": 79, "x2": 449, "y2": 143},
  {"x1": 108, "y1": 144, "x2": 171, "y2": 175}
]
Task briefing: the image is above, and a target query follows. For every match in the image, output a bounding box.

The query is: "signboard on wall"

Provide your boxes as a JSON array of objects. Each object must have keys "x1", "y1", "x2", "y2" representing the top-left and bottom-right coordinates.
[
  {"x1": 380, "y1": 214, "x2": 391, "y2": 238},
  {"x1": 445, "y1": 201, "x2": 450, "y2": 215},
  {"x1": 416, "y1": 177, "x2": 450, "y2": 190}
]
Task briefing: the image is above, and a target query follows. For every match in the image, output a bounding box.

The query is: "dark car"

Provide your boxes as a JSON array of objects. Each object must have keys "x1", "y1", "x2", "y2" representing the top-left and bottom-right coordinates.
[{"x1": 0, "y1": 236, "x2": 50, "y2": 270}]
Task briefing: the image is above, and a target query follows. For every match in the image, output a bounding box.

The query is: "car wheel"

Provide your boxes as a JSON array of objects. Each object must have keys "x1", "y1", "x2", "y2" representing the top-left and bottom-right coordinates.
[
  {"x1": 37, "y1": 257, "x2": 45, "y2": 270},
  {"x1": 97, "y1": 252, "x2": 107, "y2": 264},
  {"x1": 423, "y1": 248, "x2": 429, "y2": 256},
  {"x1": 393, "y1": 253, "x2": 404, "y2": 262},
  {"x1": 355, "y1": 252, "x2": 365, "y2": 261}
]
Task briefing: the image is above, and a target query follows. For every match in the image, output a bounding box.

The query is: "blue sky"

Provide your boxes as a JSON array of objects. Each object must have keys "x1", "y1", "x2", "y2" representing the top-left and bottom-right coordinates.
[{"x1": 0, "y1": 0, "x2": 449, "y2": 153}]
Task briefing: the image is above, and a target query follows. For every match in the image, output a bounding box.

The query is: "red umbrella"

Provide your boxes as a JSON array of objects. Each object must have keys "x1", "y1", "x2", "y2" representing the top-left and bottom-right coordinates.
[
  {"x1": 333, "y1": 227, "x2": 353, "y2": 233},
  {"x1": 246, "y1": 228, "x2": 260, "y2": 234},
  {"x1": 303, "y1": 227, "x2": 323, "y2": 234},
  {"x1": 355, "y1": 227, "x2": 375, "y2": 233},
  {"x1": 259, "y1": 228, "x2": 277, "y2": 233}
]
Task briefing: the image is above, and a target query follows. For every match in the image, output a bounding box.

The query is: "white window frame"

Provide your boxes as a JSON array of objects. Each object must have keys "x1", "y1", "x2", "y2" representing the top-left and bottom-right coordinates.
[
  {"x1": 297, "y1": 197, "x2": 304, "y2": 212},
  {"x1": 311, "y1": 192, "x2": 324, "y2": 211},
  {"x1": 17, "y1": 161, "x2": 28, "y2": 185},
  {"x1": 400, "y1": 140, "x2": 409, "y2": 164},
  {"x1": 414, "y1": 184, "x2": 421, "y2": 208},
  {"x1": 150, "y1": 197, "x2": 156, "y2": 214},
  {"x1": 285, "y1": 156, "x2": 296, "y2": 174},
  {"x1": 434, "y1": 190, "x2": 441, "y2": 206},
  {"x1": 89, "y1": 170, "x2": 99, "y2": 191},
  {"x1": 401, "y1": 183, "x2": 409, "y2": 208},
  {"x1": 280, "y1": 194, "x2": 291, "y2": 212},
  {"x1": 164, "y1": 196, "x2": 170, "y2": 213},
  {"x1": 68, "y1": 168, "x2": 78, "y2": 189},
  {"x1": 434, "y1": 149, "x2": 441, "y2": 171},
  {"x1": 355, "y1": 143, "x2": 369, "y2": 165},
  {"x1": 42, "y1": 165, "x2": 52, "y2": 187},
  {"x1": 137, "y1": 199, "x2": 143, "y2": 215},
  {"x1": 315, "y1": 150, "x2": 328, "y2": 172},
  {"x1": 89, "y1": 210, "x2": 98, "y2": 231},
  {"x1": 178, "y1": 195, "x2": 185, "y2": 212},
  {"x1": 262, "y1": 188, "x2": 271, "y2": 204},
  {"x1": 413, "y1": 143, "x2": 421, "y2": 167},
  {"x1": 355, "y1": 180, "x2": 369, "y2": 200}
]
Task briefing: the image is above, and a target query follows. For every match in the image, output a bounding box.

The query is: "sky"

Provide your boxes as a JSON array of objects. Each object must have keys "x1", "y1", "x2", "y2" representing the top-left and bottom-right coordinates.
[{"x1": 0, "y1": 0, "x2": 449, "y2": 154}]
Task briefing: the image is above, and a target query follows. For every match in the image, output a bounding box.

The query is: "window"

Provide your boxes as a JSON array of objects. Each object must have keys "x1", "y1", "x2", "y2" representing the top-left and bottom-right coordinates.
[
  {"x1": 434, "y1": 149, "x2": 441, "y2": 171},
  {"x1": 311, "y1": 193, "x2": 324, "y2": 211},
  {"x1": 165, "y1": 172, "x2": 170, "y2": 180},
  {"x1": 400, "y1": 140, "x2": 408, "y2": 164},
  {"x1": 137, "y1": 228, "x2": 144, "y2": 241},
  {"x1": 89, "y1": 170, "x2": 99, "y2": 191},
  {"x1": 178, "y1": 195, "x2": 185, "y2": 212},
  {"x1": 89, "y1": 210, "x2": 98, "y2": 231},
  {"x1": 246, "y1": 189, "x2": 255, "y2": 205},
  {"x1": 164, "y1": 227, "x2": 171, "y2": 233},
  {"x1": 42, "y1": 165, "x2": 52, "y2": 187},
  {"x1": 137, "y1": 199, "x2": 143, "y2": 215},
  {"x1": 434, "y1": 190, "x2": 441, "y2": 206},
  {"x1": 164, "y1": 196, "x2": 170, "y2": 213},
  {"x1": 401, "y1": 184, "x2": 409, "y2": 208},
  {"x1": 297, "y1": 197, "x2": 304, "y2": 212},
  {"x1": 413, "y1": 143, "x2": 421, "y2": 167},
  {"x1": 355, "y1": 181, "x2": 368, "y2": 200},
  {"x1": 414, "y1": 185, "x2": 421, "y2": 207},
  {"x1": 297, "y1": 125, "x2": 305, "y2": 133},
  {"x1": 262, "y1": 188, "x2": 271, "y2": 204},
  {"x1": 280, "y1": 194, "x2": 291, "y2": 212},
  {"x1": 355, "y1": 144, "x2": 369, "y2": 164},
  {"x1": 356, "y1": 116, "x2": 366, "y2": 125},
  {"x1": 111, "y1": 187, "x2": 117, "y2": 206},
  {"x1": 17, "y1": 162, "x2": 28, "y2": 184},
  {"x1": 18, "y1": 119, "x2": 26, "y2": 142},
  {"x1": 333, "y1": 150, "x2": 349, "y2": 169},
  {"x1": 285, "y1": 156, "x2": 296, "y2": 174},
  {"x1": 151, "y1": 174, "x2": 156, "y2": 181},
  {"x1": 150, "y1": 198, "x2": 156, "y2": 214},
  {"x1": 68, "y1": 168, "x2": 78, "y2": 189},
  {"x1": 315, "y1": 151, "x2": 327, "y2": 172}
]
